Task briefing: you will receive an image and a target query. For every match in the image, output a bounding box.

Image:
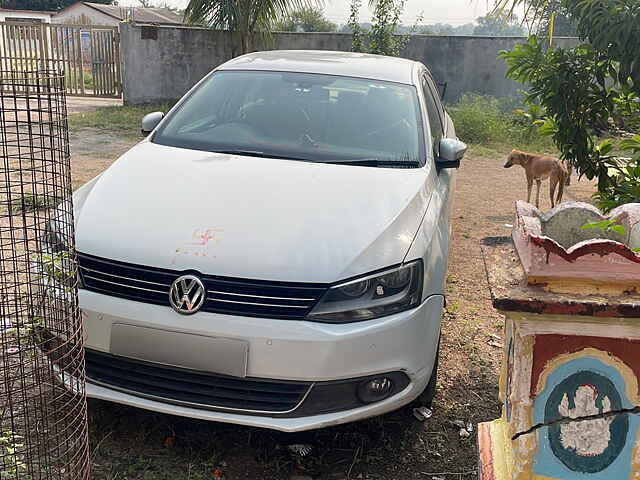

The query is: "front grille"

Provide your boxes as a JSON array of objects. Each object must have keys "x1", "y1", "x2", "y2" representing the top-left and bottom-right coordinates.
[
  {"x1": 85, "y1": 349, "x2": 312, "y2": 413},
  {"x1": 78, "y1": 252, "x2": 327, "y2": 319}
]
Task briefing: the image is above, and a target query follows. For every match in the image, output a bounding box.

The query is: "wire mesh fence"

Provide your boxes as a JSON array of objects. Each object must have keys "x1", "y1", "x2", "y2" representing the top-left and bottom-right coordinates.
[{"x1": 0, "y1": 71, "x2": 90, "y2": 479}]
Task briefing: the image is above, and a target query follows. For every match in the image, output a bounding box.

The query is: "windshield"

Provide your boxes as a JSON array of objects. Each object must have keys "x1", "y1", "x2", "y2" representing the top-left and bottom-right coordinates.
[{"x1": 152, "y1": 71, "x2": 425, "y2": 166}]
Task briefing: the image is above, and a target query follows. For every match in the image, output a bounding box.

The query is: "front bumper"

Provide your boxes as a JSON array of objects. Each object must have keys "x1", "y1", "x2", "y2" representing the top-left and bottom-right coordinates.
[
  {"x1": 86, "y1": 372, "x2": 427, "y2": 432},
  {"x1": 80, "y1": 289, "x2": 443, "y2": 431}
]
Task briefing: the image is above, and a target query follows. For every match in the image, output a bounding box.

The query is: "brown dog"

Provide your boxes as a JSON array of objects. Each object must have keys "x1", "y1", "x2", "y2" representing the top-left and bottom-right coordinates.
[{"x1": 504, "y1": 149, "x2": 568, "y2": 209}]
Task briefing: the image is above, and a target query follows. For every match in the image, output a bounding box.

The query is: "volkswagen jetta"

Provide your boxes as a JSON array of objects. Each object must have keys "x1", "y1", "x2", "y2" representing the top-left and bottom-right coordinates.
[{"x1": 61, "y1": 50, "x2": 466, "y2": 431}]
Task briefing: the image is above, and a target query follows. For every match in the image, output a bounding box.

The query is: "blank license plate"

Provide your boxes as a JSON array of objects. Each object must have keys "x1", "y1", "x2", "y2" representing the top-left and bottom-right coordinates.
[{"x1": 110, "y1": 324, "x2": 249, "y2": 378}]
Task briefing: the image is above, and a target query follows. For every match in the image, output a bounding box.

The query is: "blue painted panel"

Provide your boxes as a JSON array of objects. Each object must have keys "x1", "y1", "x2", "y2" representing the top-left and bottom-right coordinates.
[{"x1": 533, "y1": 356, "x2": 639, "y2": 479}]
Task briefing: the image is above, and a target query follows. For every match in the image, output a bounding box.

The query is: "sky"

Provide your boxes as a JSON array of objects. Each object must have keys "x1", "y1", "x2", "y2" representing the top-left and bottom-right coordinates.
[{"x1": 116, "y1": 0, "x2": 498, "y2": 26}]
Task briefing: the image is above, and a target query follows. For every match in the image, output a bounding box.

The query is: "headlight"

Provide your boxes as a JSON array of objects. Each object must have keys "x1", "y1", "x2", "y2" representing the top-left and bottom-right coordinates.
[
  {"x1": 43, "y1": 219, "x2": 68, "y2": 253},
  {"x1": 39, "y1": 215, "x2": 83, "y2": 290},
  {"x1": 307, "y1": 260, "x2": 423, "y2": 323}
]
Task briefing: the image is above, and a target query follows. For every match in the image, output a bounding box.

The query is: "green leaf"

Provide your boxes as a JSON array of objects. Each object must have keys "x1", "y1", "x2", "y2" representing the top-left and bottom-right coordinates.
[
  {"x1": 581, "y1": 219, "x2": 626, "y2": 235},
  {"x1": 581, "y1": 220, "x2": 613, "y2": 230},
  {"x1": 610, "y1": 224, "x2": 626, "y2": 235}
]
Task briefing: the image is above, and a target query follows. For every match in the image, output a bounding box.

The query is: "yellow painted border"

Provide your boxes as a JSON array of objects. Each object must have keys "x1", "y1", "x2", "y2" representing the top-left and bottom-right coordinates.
[
  {"x1": 485, "y1": 419, "x2": 510, "y2": 480},
  {"x1": 630, "y1": 429, "x2": 640, "y2": 480},
  {"x1": 528, "y1": 275, "x2": 639, "y2": 296},
  {"x1": 508, "y1": 312, "x2": 640, "y2": 332},
  {"x1": 534, "y1": 347, "x2": 639, "y2": 405}
]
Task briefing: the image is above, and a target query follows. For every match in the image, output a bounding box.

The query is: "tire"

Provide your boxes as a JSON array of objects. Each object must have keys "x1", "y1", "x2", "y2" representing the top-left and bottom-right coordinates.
[{"x1": 415, "y1": 339, "x2": 440, "y2": 407}]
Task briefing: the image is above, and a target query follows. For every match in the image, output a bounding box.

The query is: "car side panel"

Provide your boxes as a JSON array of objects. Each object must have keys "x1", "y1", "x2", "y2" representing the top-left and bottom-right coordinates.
[{"x1": 408, "y1": 64, "x2": 456, "y2": 299}]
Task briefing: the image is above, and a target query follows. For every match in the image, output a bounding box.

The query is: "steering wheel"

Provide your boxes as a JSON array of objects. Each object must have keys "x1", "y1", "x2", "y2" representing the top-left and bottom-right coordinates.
[
  {"x1": 208, "y1": 121, "x2": 264, "y2": 140},
  {"x1": 354, "y1": 118, "x2": 412, "y2": 141},
  {"x1": 238, "y1": 102, "x2": 312, "y2": 140}
]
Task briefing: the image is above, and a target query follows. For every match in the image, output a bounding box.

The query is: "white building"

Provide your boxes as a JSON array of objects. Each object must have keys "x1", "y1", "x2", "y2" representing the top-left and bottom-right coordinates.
[
  {"x1": 0, "y1": 8, "x2": 53, "y2": 23},
  {"x1": 53, "y1": 2, "x2": 183, "y2": 26}
]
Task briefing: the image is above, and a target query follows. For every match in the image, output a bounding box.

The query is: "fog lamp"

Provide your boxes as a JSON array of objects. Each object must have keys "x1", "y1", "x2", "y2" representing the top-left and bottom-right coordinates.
[{"x1": 357, "y1": 377, "x2": 394, "y2": 403}]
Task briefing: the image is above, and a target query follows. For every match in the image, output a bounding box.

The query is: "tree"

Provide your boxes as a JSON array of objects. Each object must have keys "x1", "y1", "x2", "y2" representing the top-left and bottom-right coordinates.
[
  {"x1": 276, "y1": 6, "x2": 336, "y2": 32},
  {"x1": 547, "y1": 12, "x2": 577, "y2": 36},
  {"x1": 535, "y1": 1, "x2": 577, "y2": 37},
  {"x1": 499, "y1": 0, "x2": 640, "y2": 209},
  {"x1": 472, "y1": 13, "x2": 526, "y2": 36},
  {"x1": 184, "y1": 0, "x2": 310, "y2": 55},
  {"x1": 348, "y1": 0, "x2": 412, "y2": 56},
  {"x1": 2, "y1": 0, "x2": 111, "y2": 10},
  {"x1": 137, "y1": 0, "x2": 184, "y2": 15}
]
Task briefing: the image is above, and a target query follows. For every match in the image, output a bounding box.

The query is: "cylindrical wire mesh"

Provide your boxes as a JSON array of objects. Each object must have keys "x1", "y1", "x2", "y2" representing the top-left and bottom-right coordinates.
[{"x1": 0, "y1": 71, "x2": 90, "y2": 479}]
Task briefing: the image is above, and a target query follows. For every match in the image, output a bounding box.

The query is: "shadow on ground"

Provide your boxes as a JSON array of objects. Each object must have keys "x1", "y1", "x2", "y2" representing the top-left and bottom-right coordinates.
[{"x1": 88, "y1": 364, "x2": 499, "y2": 479}]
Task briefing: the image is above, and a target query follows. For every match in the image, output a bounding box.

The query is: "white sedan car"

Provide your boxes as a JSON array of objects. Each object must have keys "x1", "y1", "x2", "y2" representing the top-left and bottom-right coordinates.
[{"x1": 69, "y1": 50, "x2": 466, "y2": 432}]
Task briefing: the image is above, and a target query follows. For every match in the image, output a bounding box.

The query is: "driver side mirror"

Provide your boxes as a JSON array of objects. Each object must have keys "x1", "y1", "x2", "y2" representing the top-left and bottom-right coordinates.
[
  {"x1": 436, "y1": 138, "x2": 467, "y2": 169},
  {"x1": 141, "y1": 111, "x2": 164, "y2": 137}
]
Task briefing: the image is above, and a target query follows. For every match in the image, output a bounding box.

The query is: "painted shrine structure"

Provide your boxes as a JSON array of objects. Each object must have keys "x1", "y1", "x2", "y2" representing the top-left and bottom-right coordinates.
[{"x1": 479, "y1": 201, "x2": 640, "y2": 480}]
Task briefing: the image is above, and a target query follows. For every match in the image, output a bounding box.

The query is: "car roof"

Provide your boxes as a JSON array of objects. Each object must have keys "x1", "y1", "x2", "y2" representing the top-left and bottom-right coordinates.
[{"x1": 218, "y1": 50, "x2": 421, "y2": 85}]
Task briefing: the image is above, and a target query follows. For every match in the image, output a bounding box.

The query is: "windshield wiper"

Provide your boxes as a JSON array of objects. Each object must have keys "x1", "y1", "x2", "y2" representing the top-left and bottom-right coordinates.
[
  {"x1": 323, "y1": 159, "x2": 421, "y2": 167},
  {"x1": 209, "y1": 151, "x2": 420, "y2": 167},
  {"x1": 210, "y1": 149, "x2": 312, "y2": 162},
  {"x1": 210, "y1": 149, "x2": 273, "y2": 157}
]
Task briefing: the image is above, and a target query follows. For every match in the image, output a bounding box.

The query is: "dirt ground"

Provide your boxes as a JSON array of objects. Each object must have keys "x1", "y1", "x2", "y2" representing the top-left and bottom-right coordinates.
[
  {"x1": 66, "y1": 97, "x2": 122, "y2": 114},
  {"x1": 69, "y1": 127, "x2": 597, "y2": 480}
]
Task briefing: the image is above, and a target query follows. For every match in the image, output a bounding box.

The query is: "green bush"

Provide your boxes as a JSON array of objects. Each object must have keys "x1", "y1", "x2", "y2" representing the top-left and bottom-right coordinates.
[
  {"x1": 592, "y1": 136, "x2": 640, "y2": 212},
  {"x1": 448, "y1": 94, "x2": 507, "y2": 144},
  {"x1": 83, "y1": 71, "x2": 94, "y2": 89},
  {"x1": 448, "y1": 93, "x2": 552, "y2": 148}
]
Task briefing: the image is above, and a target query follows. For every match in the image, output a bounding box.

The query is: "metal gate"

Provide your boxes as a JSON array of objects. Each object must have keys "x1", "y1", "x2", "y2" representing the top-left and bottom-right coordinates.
[{"x1": 0, "y1": 22, "x2": 121, "y2": 97}]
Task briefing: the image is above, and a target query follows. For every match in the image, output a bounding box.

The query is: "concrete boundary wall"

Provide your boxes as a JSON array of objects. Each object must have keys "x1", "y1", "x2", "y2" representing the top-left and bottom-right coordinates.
[{"x1": 119, "y1": 22, "x2": 578, "y2": 104}]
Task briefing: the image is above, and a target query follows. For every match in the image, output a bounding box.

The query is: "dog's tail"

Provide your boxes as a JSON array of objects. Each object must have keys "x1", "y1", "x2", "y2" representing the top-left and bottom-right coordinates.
[{"x1": 564, "y1": 162, "x2": 572, "y2": 186}]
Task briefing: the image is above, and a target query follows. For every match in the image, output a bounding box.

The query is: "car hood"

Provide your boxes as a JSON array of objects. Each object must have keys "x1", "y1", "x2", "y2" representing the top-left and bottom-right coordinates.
[{"x1": 75, "y1": 142, "x2": 433, "y2": 283}]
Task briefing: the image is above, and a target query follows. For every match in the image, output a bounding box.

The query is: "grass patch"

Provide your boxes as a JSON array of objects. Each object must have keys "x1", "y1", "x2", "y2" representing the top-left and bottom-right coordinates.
[
  {"x1": 83, "y1": 71, "x2": 94, "y2": 90},
  {"x1": 64, "y1": 70, "x2": 94, "y2": 90},
  {"x1": 10, "y1": 194, "x2": 61, "y2": 214},
  {"x1": 68, "y1": 102, "x2": 176, "y2": 134},
  {"x1": 449, "y1": 93, "x2": 555, "y2": 152}
]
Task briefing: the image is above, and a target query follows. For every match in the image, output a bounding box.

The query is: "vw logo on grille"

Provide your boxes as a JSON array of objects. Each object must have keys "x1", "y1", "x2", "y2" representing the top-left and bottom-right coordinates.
[{"x1": 169, "y1": 275, "x2": 205, "y2": 315}]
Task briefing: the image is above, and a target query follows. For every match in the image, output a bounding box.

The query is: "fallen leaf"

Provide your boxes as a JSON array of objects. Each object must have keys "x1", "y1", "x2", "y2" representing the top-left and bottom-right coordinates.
[
  {"x1": 212, "y1": 468, "x2": 224, "y2": 479},
  {"x1": 163, "y1": 435, "x2": 175, "y2": 448}
]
